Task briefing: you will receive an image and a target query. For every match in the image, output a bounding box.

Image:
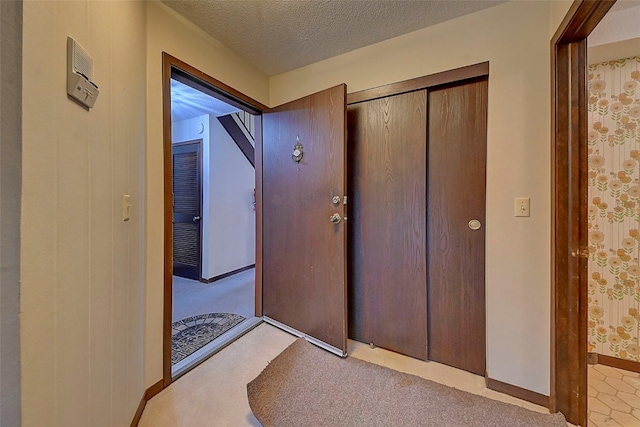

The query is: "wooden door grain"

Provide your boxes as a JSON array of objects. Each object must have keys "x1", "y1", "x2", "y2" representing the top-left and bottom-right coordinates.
[
  {"x1": 348, "y1": 90, "x2": 428, "y2": 360},
  {"x1": 427, "y1": 79, "x2": 488, "y2": 375},
  {"x1": 262, "y1": 84, "x2": 348, "y2": 353}
]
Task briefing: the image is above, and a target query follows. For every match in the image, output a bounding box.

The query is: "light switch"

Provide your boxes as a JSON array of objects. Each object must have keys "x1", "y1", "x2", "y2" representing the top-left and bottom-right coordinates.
[
  {"x1": 515, "y1": 197, "x2": 530, "y2": 217},
  {"x1": 122, "y1": 195, "x2": 131, "y2": 222}
]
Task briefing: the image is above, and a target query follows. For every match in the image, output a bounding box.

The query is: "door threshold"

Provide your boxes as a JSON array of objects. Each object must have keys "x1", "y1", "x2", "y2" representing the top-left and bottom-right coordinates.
[
  {"x1": 263, "y1": 316, "x2": 346, "y2": 357},
  {"x1": 171, "y1": 316, "x2": 263, "y2": 380}
]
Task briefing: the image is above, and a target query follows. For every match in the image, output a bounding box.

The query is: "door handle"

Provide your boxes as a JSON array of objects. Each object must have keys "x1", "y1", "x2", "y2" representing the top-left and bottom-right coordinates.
[
  {"x1": 468, "y1": 219, "x2": 481, "y2": 230},
  {"x1": 571, "y1": 248, "x2": 589, "y2": 258},
  {"x1": 329, "y1": 213, "x2": 341, "y2": 224},
  {"x1": 192, "y1": 215, "x2": 201, "y2": 222}
]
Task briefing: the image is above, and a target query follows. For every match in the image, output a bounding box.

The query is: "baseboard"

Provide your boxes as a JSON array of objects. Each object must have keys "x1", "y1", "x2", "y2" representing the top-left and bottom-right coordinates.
[
  {"x1": 129, "y1": 396, "x2": 146, "y2": 427},
  {"x1": 485, "y1": 377, "x2": 549, "y2": 409},
  {"x1": 200, "y1": 264, "x2": 255, "y2": 283},
  {"x1": 130, "y1": 379, "x2": 164, "y2": 427},
  {"x1": 597, "y1": 353, "x2": 640, "y2": 374}
]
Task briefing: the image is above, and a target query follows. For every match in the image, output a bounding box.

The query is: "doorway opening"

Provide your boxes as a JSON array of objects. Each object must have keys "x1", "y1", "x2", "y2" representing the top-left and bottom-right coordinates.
[
  {"x1": 162, "y1": 54, "x2": 267, "y2": 382},
  {"x1": 551, "y1": 1, "x2": 616, "y2": 426},
  {"x1": 584, "y1": 2, "x2": 640, "y2": 425}
]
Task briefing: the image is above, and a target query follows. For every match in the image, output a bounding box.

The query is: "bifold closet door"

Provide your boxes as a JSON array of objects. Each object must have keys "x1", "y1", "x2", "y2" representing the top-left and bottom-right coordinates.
[
  {"x1": 427, "y1": 78, "x2": 487, "y2": 375},
  {"x1": 348, "y1": 90, "x2": 428, "y2": 360}
]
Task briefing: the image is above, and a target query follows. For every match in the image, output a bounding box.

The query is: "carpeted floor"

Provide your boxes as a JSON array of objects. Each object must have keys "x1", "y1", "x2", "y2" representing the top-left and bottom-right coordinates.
[
  {"x1": 247, "y1": 338, "x2": 568, "y2": 427},
  {"x1": 172, "y1": 312, "x2": 245, "y2": 365}
]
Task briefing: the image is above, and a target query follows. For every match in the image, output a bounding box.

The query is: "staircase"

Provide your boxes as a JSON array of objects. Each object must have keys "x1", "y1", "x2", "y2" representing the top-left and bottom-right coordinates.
[
  {"x1": 234, "y1": 111, "x2": 255, "y2": 144},
  {"x1": 217, "y1": 111, "x2": 256, "y2": 167}
]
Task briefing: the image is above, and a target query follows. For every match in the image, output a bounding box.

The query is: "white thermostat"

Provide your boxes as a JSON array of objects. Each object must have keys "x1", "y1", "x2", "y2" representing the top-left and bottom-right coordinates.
[{"x1": 67, "y1": 37, "x2": 99, "y2": 109}]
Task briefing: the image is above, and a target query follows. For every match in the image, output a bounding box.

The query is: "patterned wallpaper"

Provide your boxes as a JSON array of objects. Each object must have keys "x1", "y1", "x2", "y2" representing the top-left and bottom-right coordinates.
[{"x1": 588, "y1": 56, "x2": 640, "y2": 361}]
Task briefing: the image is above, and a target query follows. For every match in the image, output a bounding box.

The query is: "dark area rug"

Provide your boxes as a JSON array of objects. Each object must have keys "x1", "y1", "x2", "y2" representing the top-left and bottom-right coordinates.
[
  {"x1": 247, "y1": 338, "x2": 568, "y2": 427},
  {"x1": 171, "y1": 312, "x2": 245, "y2": 365}
]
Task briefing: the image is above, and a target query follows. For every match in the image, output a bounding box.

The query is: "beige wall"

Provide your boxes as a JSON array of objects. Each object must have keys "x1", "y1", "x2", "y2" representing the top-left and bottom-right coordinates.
[
  {"x1": 145, "y1": 1, "x2": 269, "y2": 387},
  {"x1": 271, "y1": 0, "x2": 572, "y2": 395},
  {"x1": 19, "y1": 1, "x2": 576, "y2": 420},
  {"x1": 21, "y1": 1, "x2": 147, "y2": 426}
]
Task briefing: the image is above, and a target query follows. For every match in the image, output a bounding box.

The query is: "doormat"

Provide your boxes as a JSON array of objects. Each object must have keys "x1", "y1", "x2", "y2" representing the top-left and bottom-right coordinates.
[
  {"x1": 172, "y1": 313, "x2": 245, "y2": 365},
  {"x1": 248, "y1": 338, "x2": 567, "y2": 427}
]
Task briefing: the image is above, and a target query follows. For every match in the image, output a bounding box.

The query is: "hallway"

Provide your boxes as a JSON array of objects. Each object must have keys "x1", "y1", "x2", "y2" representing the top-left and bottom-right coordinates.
[{"x1": 172, "y1": 268, "x2": 255, "y2": 322}]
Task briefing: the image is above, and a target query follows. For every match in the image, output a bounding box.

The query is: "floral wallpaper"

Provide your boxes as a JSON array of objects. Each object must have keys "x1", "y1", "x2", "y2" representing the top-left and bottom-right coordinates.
[{"x1": 588, "y1": 56, "x2": 640, "y2": 361}]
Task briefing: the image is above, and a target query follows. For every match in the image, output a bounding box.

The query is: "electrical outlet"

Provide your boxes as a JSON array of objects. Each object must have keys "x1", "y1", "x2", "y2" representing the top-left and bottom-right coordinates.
[{"x1": 515, "y1": 197, "x2": 530, "y2": 217}]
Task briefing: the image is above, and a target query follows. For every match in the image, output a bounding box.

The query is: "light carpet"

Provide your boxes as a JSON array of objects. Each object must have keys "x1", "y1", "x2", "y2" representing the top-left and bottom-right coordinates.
[{"x1": 247, "y1": 338, "x2": 567, "y2": 427}]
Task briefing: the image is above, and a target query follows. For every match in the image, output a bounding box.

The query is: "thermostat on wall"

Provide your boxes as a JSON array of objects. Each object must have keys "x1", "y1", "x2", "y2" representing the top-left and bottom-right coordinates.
[{"x1": 67, "y1": 37, "x2": 99, "y2": 109}]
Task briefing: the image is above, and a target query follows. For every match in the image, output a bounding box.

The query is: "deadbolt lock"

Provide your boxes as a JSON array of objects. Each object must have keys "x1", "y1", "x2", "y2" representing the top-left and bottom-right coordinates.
[
  {"x1": 332, "y1": 196, "x2": 341, "y2": 205},
  {"x1": 330, "y1": 213, "x2": 341, "y2": 224}
]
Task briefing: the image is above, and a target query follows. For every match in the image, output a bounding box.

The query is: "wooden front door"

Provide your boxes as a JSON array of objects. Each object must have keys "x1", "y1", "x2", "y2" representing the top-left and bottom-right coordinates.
[
  {"x1": 348, "y1": 90, "x2": 428, "y2": 360},
  {"x1": 262, "y1": 84, "x2": 348, "y2": 355},
  {"x1": 427, "y1": 78, "x2": 488, "y2": 375},
  {"x1": 172, "y1": 141, "x2": 202, "y2": 281}
]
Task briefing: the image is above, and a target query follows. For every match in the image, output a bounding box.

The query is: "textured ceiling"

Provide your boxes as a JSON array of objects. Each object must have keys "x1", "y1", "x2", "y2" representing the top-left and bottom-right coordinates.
[
  {"x1": 162, "y1": 0, "x2": 506, "y2": 76},
  {"x1": 171, "y1": 79, "x2": 240, "y2": 122}
]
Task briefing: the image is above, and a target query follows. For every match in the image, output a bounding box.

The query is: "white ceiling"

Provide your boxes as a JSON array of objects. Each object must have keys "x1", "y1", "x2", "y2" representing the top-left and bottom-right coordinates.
[
  {"x1": 162, "y1": 0, "x2": 506, "y2": 76},
  {"x1": 587, "y1": 0, "x2": 640, "y2": 64},
  {"x1": 589, "y1": 0, "x2": 640, "y2": 47},
  {"x1": 171, "y1": 79, "x2": 240, "y2": 122}
]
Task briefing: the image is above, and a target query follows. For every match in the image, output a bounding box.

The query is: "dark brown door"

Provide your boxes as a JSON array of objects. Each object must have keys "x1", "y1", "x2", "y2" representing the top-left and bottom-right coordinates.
[
  {"x1": 348, "y1": 90, "x2": 428, "y2": 360},
  {"x1": 172, "y1": 141, "x2": 202, "y2": 281},
  {"x1": 427, "y1": 78, "x2": 488, "y2": 375},
  {"x1": 262, "y1": 84, "x2": 348, "y2": 354}
]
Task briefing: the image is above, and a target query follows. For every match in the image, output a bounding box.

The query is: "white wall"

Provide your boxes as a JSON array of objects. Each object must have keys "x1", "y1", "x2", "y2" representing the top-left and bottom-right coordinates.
[
  {"x1": 271, "y1": 0, "x2": 569, "y2": 396},
  {"x1": 172, "y1": 115, "x2": 256, "y2": 280},
  {"x1": 21, "y1": 1, "x2": 146, "y2": 425},
  {"x1": 146, "y1": 0, "x2": 269, "y2": 387},
  {"x1": 0, "y1": 1, "x2": 22, "y2": 425},
  {"x1": 208, "y1": 118, "x2": 256, "y2": 278}
]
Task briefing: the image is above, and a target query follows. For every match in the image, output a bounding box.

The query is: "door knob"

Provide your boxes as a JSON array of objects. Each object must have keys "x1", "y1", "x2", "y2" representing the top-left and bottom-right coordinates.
[
  {"x1": 571, "y1": 248, "x2": 589, "y2": 258},
  {"x1": 329, "y1": 213, "x2": 341, "y2": 224},
  {"x1": 192, "y1": 215, "x2": 201, "y2": 222}
]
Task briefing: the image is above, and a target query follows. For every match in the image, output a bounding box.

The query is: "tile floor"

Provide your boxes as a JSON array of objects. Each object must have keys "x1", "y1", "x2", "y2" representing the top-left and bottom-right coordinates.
[
  {"x1": 141, "y1": 323, "x2": 564, "y2": 427},
  {"x1": 588, "y1": 364, "x2": 640, "y2": 426}
]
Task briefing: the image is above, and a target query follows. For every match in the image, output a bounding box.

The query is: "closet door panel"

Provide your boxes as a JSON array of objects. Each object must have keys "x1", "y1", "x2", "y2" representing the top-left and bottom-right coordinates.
[{"x1": 348, "y1": 90, "x2": 428, "y2": 360}]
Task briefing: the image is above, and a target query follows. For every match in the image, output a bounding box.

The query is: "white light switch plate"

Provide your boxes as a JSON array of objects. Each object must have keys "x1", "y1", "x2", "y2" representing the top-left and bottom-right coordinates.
[{"x1": 515, "y1": 197, "x2": 530, "y2": 217}]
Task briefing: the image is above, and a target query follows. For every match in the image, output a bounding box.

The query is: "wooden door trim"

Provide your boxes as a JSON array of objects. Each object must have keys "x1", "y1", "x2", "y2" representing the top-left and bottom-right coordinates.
[
  {"x1": 551, "y1": 1, "x2": 615, "y2": 425},
  {"x1": 167, "y1": 54, "x2": 268, "y2": 113},
  {"x1": 346, "y1": 61, "x2": 489, "y2": 105},
  {"x1": 162, "y1": 52, "x2": 266, "y2": 387}
]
